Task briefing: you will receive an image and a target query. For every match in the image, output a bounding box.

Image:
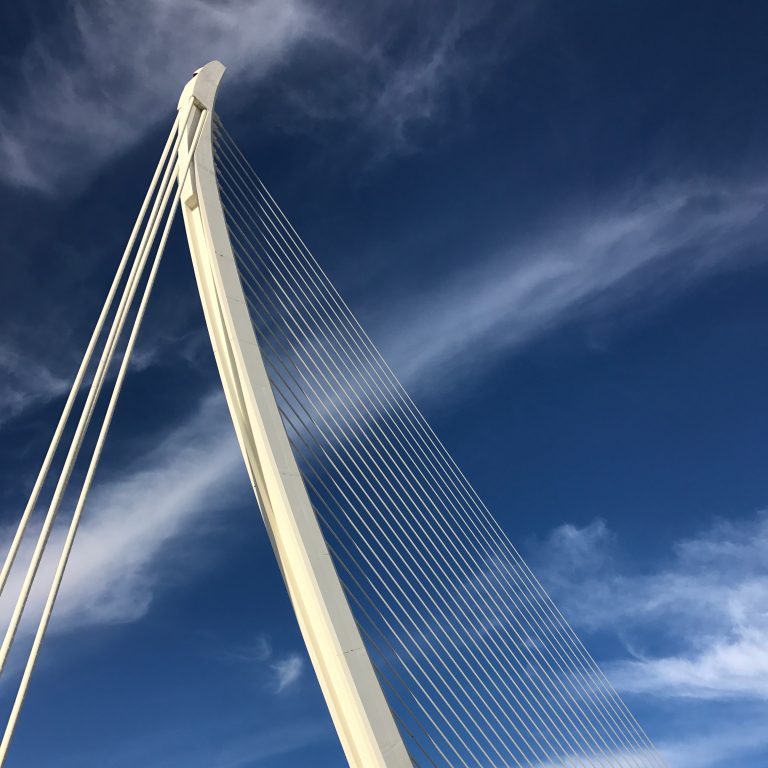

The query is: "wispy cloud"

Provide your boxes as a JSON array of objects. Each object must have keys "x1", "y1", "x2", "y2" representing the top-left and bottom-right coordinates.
[
  {"x1": 333, "y1": 1, "x2": 530, "y2": 159},
  {"x1": 531, "y1": 746, "x2": 660, "y2": 768},
  {"x1": 271, "y1": 653, "x2": 305, "y2": 693},
  {"x1": 376, "y1": 180, "x2": 768, "y2": 395},
  {"x1": 0, "y1": 315, "x2": 210, "y2": 430},
  {"x1": 0, "y1": 392, "x2": 245, "y2": 636},
  {"x1": 0, "y1": 0, "x2": 326, "y2": 191},
  {"x1": 203, "y1": 720, "x2": 328, "y2": 768},
  {"x1": 223, "y1": 633, "x2": 306, "y2": 694},
  {"x1": 0, "y1": 0, "x2": 516, "y2": 192},
  {"x1": 55, "y1": 717, "x2": 332, "y2": 768},
  {"x1": 230, "y1": 633, "x2": 273, "y2": 664},
  {"x1": 529, "y1": 511, "x2": 768, "y2": 702},
  {"x1": 659, "y1": 717, "x2": 768, "y2": 768},
  {"x1": 0, "y1": 342, "x2": 69, "y2": 426}
]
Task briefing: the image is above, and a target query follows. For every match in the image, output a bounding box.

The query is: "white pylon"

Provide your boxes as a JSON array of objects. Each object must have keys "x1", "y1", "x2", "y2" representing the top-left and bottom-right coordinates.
[{"x1": 177, "y1": 62, "x2": 412, "y2": 768}]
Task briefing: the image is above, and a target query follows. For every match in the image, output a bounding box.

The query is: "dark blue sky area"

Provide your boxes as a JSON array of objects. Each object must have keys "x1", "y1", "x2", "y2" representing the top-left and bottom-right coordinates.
[{"x1": 1, "y1": 2, "x2": 767, "y2": 766}]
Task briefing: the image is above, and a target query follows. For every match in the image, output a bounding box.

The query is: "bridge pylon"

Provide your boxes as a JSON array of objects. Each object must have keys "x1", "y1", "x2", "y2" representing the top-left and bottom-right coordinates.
[{"x1": 177, "y1": 61, "x2": 412, "y2": 768}]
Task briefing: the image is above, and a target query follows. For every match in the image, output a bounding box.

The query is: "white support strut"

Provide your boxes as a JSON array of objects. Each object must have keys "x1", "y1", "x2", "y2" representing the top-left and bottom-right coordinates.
[{"x1": 177, "y1": 62, "x2": 412, "y2": 768}]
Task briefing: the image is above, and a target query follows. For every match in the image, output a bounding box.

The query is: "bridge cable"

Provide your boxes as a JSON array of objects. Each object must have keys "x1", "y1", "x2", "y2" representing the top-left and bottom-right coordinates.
[
  {"x1": 222, "y1": 195, "x2": 616, "y2": 768},
  {"x1": 219, "y1": 125, "x2": 663, "y2": 764},
  {"x1": 213, "y1": 123, "x2": 662, "y2": 768},
  {"x1": 0, "y1": 110, "x2": 182, "y2": 600},
  {"x1": 216, "y1": 123, "x2": 636, "y2": 764},
  {"x1": 0, "y1": 102, "x2": 194, "y2": 679},
  {"x1": 0, "y1": 104, "x2": 207, "y2": 765},
  {"x1": 212, "y1": 121, "x2": 667, "y2": 768},
  {"x1": 214, "y1": 141, "x2": 647, "y2": 768},
  {"x1": 214, "y1": 117, "x2": 664, "y2": 764},
  {"x1": 219, "y1": 167, "x2": 595, "y2": 767},
  {"x1": 214, "y1": 132, "x2": 616, "y2": 760}
]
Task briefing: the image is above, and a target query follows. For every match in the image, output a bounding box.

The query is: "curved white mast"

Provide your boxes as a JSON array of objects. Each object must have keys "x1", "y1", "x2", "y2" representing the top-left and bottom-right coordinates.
[{"x1": 177, "y1": 62, "x2": 411, "y2": 768}]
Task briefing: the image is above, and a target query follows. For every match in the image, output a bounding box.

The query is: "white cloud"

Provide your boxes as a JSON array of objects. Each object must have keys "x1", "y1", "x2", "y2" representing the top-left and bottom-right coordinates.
[
  {"x1": 0, "y1": 308, "x2": 217, "y2": 430},
  {"x1": 271, "y1": 652, "x2": 305, "y2": 693},
  {"x1": 0, "y1": 342, "x2": 69, "y2": 426},
  {"x1": 532, "y1": 720, "x2": 768, "y2": 768},
  {"x1": 530, "y1": 512, "x2": 768, "y2": 702},
  {"x1": 0, "y1": 0, "x2": 326, "y2": 191},
  {"x1": 661, "y1": 720, "x2": 768, "y2": 768},
  {"x1": 614, "y1": 629, "x2": 768, "y2": 700},
  {"x1": 0, "y1": 391, "x2": 245, "y2": 637},
  {"x1": 357, "y1": 1, "x2": 528, "y2": 158},
  {"x1": 376, "y1": 180, "x2": 768, "y2": 394},
  {"x1": 531, "y1": 746, "x2": 660, "y2": 768},
  {"x1": 221, "y1": 633, "x2": 306, "y2": 695},
  {"x1": 0, "y1": 0, "x2": 514, "y2": 192},
  {"x1": 249, "y1": 633, "x2": 274, "y2": 664}
]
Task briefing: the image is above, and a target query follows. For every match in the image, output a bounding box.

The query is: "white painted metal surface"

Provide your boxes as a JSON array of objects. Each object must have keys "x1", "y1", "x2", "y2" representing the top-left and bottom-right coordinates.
[{"x1": 177, "y1": 62, "x2": 411, "y2": 768}]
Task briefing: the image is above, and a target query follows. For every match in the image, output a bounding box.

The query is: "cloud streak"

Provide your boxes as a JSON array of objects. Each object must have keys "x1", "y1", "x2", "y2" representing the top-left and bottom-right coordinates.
[
  {"x1": 376, "y1": 180, "x2": 768, "y2": 395},
  {"x1": 56, "y1": 717, "x2": 332, "y2": 768},
  {"x1": 0, "y1": 392, "x2": 245, "y2": 637},
  {"x1": 5, "y1": 176, "x2": 768, "y2": 657},
  {"x1": 6, "y1": 177, "x2": 761, "y2": 641}
]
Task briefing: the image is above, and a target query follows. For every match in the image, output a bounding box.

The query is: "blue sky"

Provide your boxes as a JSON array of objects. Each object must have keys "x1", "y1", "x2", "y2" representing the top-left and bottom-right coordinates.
[{"x1": 0, "y1": 1, "x2": 767, "y2": 766}]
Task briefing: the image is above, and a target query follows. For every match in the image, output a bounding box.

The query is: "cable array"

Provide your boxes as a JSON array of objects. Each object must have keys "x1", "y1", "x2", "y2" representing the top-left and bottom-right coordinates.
[
  {"x1": 213, "y1": 118, "x2": 667, "y2": 768},
  {"x1": 0, "y1": 102, "x2": 208, "y2": 764}
]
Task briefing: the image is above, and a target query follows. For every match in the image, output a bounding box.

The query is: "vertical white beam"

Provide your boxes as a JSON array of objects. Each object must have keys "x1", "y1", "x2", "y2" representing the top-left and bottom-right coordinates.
[{"x1": 177, "y1": 62, "x2": 412, "y2": 768}]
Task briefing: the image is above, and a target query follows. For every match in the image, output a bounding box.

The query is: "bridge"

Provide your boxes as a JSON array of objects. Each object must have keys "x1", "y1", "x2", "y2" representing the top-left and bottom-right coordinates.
[{"x1": 0, "y1": 62, "x2": 666, "y2": 768}]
